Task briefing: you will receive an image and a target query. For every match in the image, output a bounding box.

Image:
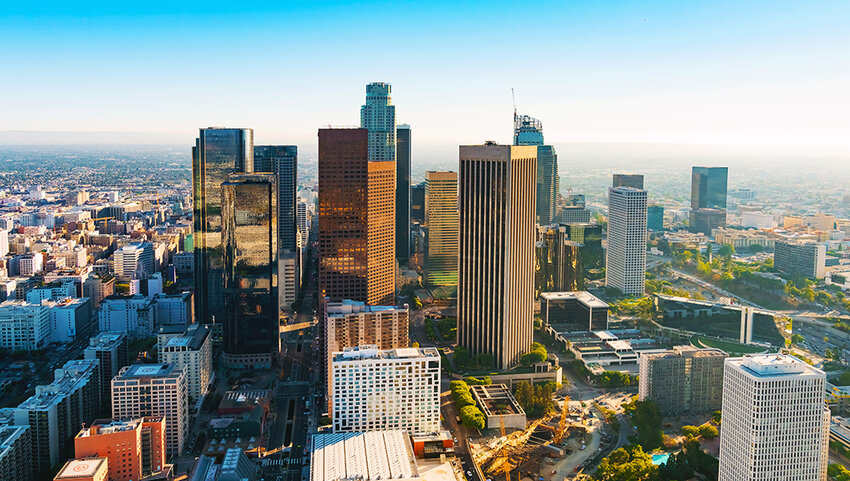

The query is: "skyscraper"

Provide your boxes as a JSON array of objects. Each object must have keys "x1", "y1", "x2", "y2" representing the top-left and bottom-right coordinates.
[
  {"x1": 535, "y1": 225, "x2": 583, "y2": 296},
  {"x1": 719, "y1": 354, "x2": 829, "y2": 481},
  {"x1": 424, "y1": 171, "x2": 459, "y2": 287},
  {"x1": 410, "y1": 183, "x2": 426, "y2": 224},
  {"x1": 458, "y1": 143, "x2": 536, "y2": 369},
  {"x1": 514, "y1": 115, "x2": 558, "y2": 224},
  {"x1": 690, "y1": 166, "x2": 728, "y2": 232},
  {"x1": 613, "y1": 174, "x2": 644, "y2": 189},
  {"x1": 221, "y1": 173, "x2": 279, "y2": 369},
  {"x1": 606, "y1": 187, "x2": 647, "y2": 295},
  {"x1": 361, "y1": 82, "x2": 396, "y2": 163},
  {"x1": 192, "y1": 127, "x2": 253, "y2": 326},
  {"x1": 318, "y1": 128, "x2": 395, "y2": 306},
  {"x1": 396, "y1": 125, "x2": 411, "y2": 264},
  {"x1": 254, "y1": 145, "x2": 299, "y2": 309}
]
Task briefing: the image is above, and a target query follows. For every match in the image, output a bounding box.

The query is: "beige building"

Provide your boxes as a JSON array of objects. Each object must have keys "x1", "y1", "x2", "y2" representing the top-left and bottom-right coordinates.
[
  {"x1": 424, "y1": 171, "x2": 459, "y2": 287},
  {"x1": 458, "y1": 143, "x2": 537, "y2": 369},
  {"x1": 324, "y1": 299, "x2": 409, "y2": 409},
  {"x1": 157, "y1": 325, "x2": 212, "y2": 402},
  {"x1": 638, "y1": 346, "x2": 727, "y2": 414},
  {"x1": 111, "y1": 364, "x2": 187, "y2": 455}
]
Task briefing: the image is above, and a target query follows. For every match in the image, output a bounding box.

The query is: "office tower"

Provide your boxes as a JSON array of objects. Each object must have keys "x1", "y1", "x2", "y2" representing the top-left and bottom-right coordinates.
[
  {"x1": 424, "y1": 171, "x2": 459, "y2": 287},
  {"x1": 690, "y1": 166, "x2": 728, "y2": 231},
  {"x1": 396, "y1": 125, "x2": 411, "y2": 264},
  {"x1": 45, "y1": 297, "x2": 93, "y2": 344},
  {"x1": 74, "y1": 418, "x2": 166, "y2": 481},
  {"x1": 775, "y1": 240, "x2": 827, "y2": 279},
  {"x1": 0, "y1": 301, "x2": 50, "y2": 351},
  {"x1": 556, "y1": 206, "x2": 591, "y2": 224},
  {"x1": 14, "y1": 359, "x2": 101, "y2": 475},
  {"x1": 638, "y1": 346, "x2": 726, "y2": 415},
  {"x1": 540, "y1": 291, "x2": 608, "y2": 332},
  {"x1": 152, "y1": 292, "x2": 193, "y2": 325},
  {"x1": 647, "y1": 205, "x2": 664, "y2": 231},
  {"x1": 536, "y1": 225, "x2": 584, "y2": 296},
  {"x1": 331, "y1": 346, "x2": 440, "y2": 433},
  {"x1": 254, "y1": 145, "x2": 299, "y2": 310},
  {"x1": 84, "y1": 333, "x2": 129, "y2": 407},
  {"x1": 317, "y1": 128, "x2": 395, "y2": 306},
  {"x1": 83, "y1": 274, "x2": 114, "y2": 310},
  {"x1": 458, "y1": 143, "x2": 537, "y2": 369},
  {"x1": 0, "y1": 424, "x2": 32, "y2": 481},
  {"x1": 221, "y1": 174, "x2": 279, "y2": 369},
  {"x1": 193, "y1": 127, "x2": 254, "y2": 326},
  {"x1": 605, "y1": 187, "x2": 647, "y2": 296},
  {"x1": 719, "y1": 354, "x2": 829, "y2": 481},
  {"x1": 613, "y1": 174, "x2": 644, "y2": 189},
  {"x1": 690, "y1": 207, "x2": 726, "y2": 235},
  {"x1": 113, "y1": 243, "x2": 154, "y2": 279},
  {"x1": 0, "y1": 229, "x2": 8, "y2": 257},
  {"x1": 514, "y1": 114, "x2": 558, "y2": 224},
  {"x1": 296, "y1": 201, "x2": 310, "y2": 249},
  {"x1": 112, "y1": 364, "x2": 187, "y2": 455},
  {"x1": 97, "y1": 296, "x2": 154, "y2": 338},
  {"x1": 562, "y1": 223, "x2": 604, "y2": 275},
  {"x1": 360, "y1": 82, "x2": 396, "y2": 163},
  {"x1": 157, "y1": 325, "x2": 212, "y2": 401},
  {"x1": 410, "y1": 183, "x2": 426, "y2": 224},
  {"x1": 323, "y1": 299, "x2": 410, "y2": 409},
  {"x1": 54, "y1": 458, "x2": 108, "y2": 481}
]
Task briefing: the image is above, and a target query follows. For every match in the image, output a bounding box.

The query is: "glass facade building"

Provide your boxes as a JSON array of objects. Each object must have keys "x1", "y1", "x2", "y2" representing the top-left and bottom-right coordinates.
[
  {"x1": 691, "y1": 166, "x2": 728, "y2": 210},
  {"x1": 396, "y1": 125, "x2": 411, "y2": 263},
  {"x1": 514, "y1": 114, "x2": 558, "y2": 224},
  {"x1": 535, "y1": 225, "x2": 584, "y2": 296},
  {"x1": 424, "y1": 171, "x2": 458, "y2": 287},
  {"x1": 221, "y1": 174, "x2": 279, "y2": 368},
  {"x1": 192, "y1": 128, "x2": 253, "y2": 326}
]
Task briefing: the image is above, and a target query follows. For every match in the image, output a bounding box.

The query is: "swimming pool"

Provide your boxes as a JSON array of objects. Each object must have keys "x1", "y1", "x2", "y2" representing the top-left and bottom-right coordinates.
[{"x1": 651, "y1": 453, "x2": 671, "y2": 465}]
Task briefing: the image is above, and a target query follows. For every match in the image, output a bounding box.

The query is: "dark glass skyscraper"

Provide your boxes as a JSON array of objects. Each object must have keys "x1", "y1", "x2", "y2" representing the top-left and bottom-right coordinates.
[
  {"x1": 221, "y1": 173, "x2": 279, "y2": 369},
  {"x1": 193, "y1": 127, "x2": 253, "y2": 326},
  {"x1": 514, "y1": 114, "x2": 558, "y2": 224},
  {"x1": 410, "y1": 183, "x2": 426, "y2": 224},
  {"x1": 691, "y1": 166, "x2": 728, "y2": 210},
  {"x1": 396, "y1": 125, "x2": 411, "y2": 264},
  {"x1": 613, "y1": 174, "x2": 644, "y2": 189},
  {"x1": 535, "y1": 225, "x2": 584, "y2": 297},
  {"x1": 254, "y1": 145, "x2": 298, "y2": 252}
]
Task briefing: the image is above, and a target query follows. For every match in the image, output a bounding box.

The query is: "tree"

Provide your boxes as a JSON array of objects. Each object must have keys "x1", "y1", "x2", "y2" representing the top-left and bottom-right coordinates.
[
  {"x1": 411, "y1": 341, "x2": 420, "y2": 348},
  {"x1": 459, "y1": 405, "x2": 486, "y2": 429},
  {"x1": 681, "y1": 425, "x2": 700, "y2": 437},
  {"x1": 749, "y1": 243, "x2": 764, "y2": 253},
  {"x1": 791, "y1": 334, "x2": 805, "y2": 345},
  {"x1": 593, "y1": 445, "x2": 656, "y2": 480},
  {"x1": 718, "y1": 243, "x2": 735, "y2": 258},
  {"x1": 453, "y1": 346, "x2": 470, "y2": 371},
  {"x1": 624, "y1": 399, "x2": 664, "y2": 450},
  {"x1": 699, "y1": 424, "x2": 719, "y2": 439},
  {"x1": 712, "y1": 410, "x2": 722, "y2": 424}
]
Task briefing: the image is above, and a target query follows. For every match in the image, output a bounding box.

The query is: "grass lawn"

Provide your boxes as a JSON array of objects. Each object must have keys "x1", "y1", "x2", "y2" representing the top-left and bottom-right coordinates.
[{"x1": 692, "y1": 335, "x2": 767, "y2": 355}]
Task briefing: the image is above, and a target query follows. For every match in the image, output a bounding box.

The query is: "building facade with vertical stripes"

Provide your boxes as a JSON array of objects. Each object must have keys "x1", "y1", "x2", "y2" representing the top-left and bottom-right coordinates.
[{"x1": 457, "y1": 144, "x2": 536, "y2": 370}]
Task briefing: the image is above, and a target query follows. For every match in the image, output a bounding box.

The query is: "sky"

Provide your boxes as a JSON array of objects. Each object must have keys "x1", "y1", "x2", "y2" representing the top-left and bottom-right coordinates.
[{"x1": 1, "y1": 1, "x2": 849, "y2": 157}]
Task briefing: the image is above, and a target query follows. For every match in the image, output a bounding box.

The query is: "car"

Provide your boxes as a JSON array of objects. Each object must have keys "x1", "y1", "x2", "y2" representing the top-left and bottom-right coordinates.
[
  {"x1": 580, "y1": 445, "x2": 586, "y2": 450},
  {"x1": 453, "y1": 437, "x2": 459, "y2": 443},
  {"x1": 466, "y1": 471, "x2": 472, "y2": 477}
]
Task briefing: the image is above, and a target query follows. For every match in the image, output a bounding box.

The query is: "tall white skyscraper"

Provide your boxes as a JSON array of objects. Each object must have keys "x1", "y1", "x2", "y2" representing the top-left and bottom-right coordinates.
[
  {"x1": 605, "y1": 186, "x2": 647, "y2": 295},
  {"x1": 719, "y1": 354, "x2": 829, "y2": 481},
  {"x1": 360, "y1": 82, "x2": 396, "y2": 163}
]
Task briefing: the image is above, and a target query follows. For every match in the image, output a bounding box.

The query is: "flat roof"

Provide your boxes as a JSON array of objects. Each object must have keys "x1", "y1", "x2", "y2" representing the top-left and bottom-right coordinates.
[
  {"x1": 119, "y1": 364, "x2": 176, "y2": 379},
  {"x1": 56, "y1": 458, "x2": 107, "y2": 479},
  {"x1": 334, "y1": 346, "x2": 439, "y2": 362},
  {"x1": 311, "y1": 431, "x2": 419, "y2": 481},
  {"x1": 731, "y1": 354, "x2": 824, "y2": 378},
  {"x1": 540, "y1": 291, "x2": 608, "y2": 308}
]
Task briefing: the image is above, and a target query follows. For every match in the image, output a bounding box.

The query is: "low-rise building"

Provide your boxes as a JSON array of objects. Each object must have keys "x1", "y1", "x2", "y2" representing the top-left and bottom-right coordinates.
[
  {"x1": 310, "y1": 431, "x2": 419, "y2": 481},
  {"x1": 54, "y1": 458, "x2": 108, "y2": 481},
  {"x1": 540, "y1": 291, "x2": 608, "y2": 333},
  {"x1": 471, "y1": 384, "x2": 526, "y2": 430}
]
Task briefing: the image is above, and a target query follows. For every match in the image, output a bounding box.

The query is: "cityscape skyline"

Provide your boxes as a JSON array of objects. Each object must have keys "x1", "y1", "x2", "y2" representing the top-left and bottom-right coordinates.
[{"x1": 2, "y1": 1, "x2": 850, "y2": 153}]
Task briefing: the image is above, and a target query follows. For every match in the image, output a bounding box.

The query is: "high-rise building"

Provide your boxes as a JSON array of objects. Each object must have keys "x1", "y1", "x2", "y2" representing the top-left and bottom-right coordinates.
[
  {"x1": 83, "y1": 274, "x2": 114, "y2": 310},
  {"x1": 221, "y1": 174, "x2": 279, "y2": 369},
  {"x1": 360, "y1": 82, "x2": 396, "y2": 163},
  {"x1": 15, "y1": 359, "x2": 101, "y2": 475},
  {"x1": 97, "y1": 295, "x2": 154, "y2": 338},
  {"x1": 0, "y1": 301, "x2": 50, "y2": 351},
  {"x1": 254, "y1": 145, "x2": 299, "y2": 310},
  {"x1": 317, "y1": 128, "x2": 395, "y2": 307},
  {"x1": 74, "y1": 417, "x2": 166, "y2": 481},
  {"x1": 458, "y1": 143, "x2": 537, "y2": 369},
  {"x1": 514, "y1": 115, "x2": 558, "y2": 224},
  {"x1": 638, "y1": 346, "x2": 727, "y2": 414},
  {"x1": 719, "y1": 354, "x2": 829, "y2": 481},
  {"x1": 536, "y1": 225, "x2": 583, "y2": 295},
  {"x1": 396, "y1": 125, "x2": 411, "y2": 264},
  {"x1": 556, "y1": 206, "x2": 591, "y2": 224},
  {"x1": 424, "y1": 171, "x2": 459, "y2": 287},
  {"x1": 690, "y1": 207, "x2": 726, "y2": 235},
  {"x1": 410, "y1": 183, "x2": 426, "y2": 224},
  {"x1": 774, "y1": 240, "x2": 826, "y2": 279},
  {"x1": 690, "y1": 166, "x2": 728, "y2": 232},
  {"x1": 111, "y1": 364, "x2": 187, "y2": 455},
  {"x1": 647, "y1": 205, "x2": 664, "y2": 231},
  {"x1": 323, "y1": 299, "x2": 410, "y2": 409},
  {"x1": 193, "y1": 127, "x2": 254, "y2": 326},
  {"x1": 157, "y1": 324, "x2": 212, "y2": 402},
  {"x1": 113, "y1": 243, "x2": 154, "y2": 279},
  {"x1": 84, "y1": 333, "x2": 129, "y2": 408},
  {"x1": 605, "y1": 187, "x2": 647, "y2": 296},
  {"x1": 613, "y1": 174, "x2": 644, "y2": 189},
  {"x1": 331, "y1": 346, "x2": 440, "y2": 433},
  {"x1": 562, "y1": 223, "x2": 604, "y2": 275},
  {"x1": 0, "y1": 424, "x2": 32, "y2": 481}
]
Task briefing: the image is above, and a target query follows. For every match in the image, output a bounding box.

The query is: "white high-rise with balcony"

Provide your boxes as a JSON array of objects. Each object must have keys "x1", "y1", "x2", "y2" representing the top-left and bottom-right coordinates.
[
  {"x1": 605, "y1": 187, "x2": 647, "y2": 295},
  {"x1": 719, "y1": 354, "x2": 829, "y2": 481},
  {"x1": 331, "y1": 346, "x2": 440, "y2": 434}
]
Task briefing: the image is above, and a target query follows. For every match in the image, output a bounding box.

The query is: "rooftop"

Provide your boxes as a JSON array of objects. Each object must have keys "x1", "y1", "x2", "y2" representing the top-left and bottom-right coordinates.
[
  {"x1": 326, "y1": 299, "x2": 408, "y2": 317},
  {"x1": 334, "y1": 345, "x2": 439, "y2": 362},
  {"x1": 734, "y1": 354, "x2": 825, "y2": 378},
  {"x1": 55, "y1": 458, "x2": 107, "y2": 479},
  {"x1": 539, "y1": 291, "x2": 608, "y2": 309},
  {"x1": 311, "y1": 431, "x2": 419, "y2": 481},
  {"x1": 119, "y1": 363, "x2": 177, "y2": 379}
]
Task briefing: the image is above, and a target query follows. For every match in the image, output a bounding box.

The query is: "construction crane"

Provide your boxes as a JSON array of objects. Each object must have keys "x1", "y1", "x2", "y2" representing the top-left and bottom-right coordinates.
[
  {"x1": 553, "y1": 396, "x2": 570, "y2": 444},
  {"x1": 500, "y1": 414, "x2": 511, "y2": 481}
]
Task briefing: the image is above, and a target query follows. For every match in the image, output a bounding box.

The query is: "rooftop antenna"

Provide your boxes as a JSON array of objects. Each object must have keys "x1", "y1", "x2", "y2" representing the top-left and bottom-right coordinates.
[{"x1": 511, "y1": 88, "x2": 517, "y2": 145}]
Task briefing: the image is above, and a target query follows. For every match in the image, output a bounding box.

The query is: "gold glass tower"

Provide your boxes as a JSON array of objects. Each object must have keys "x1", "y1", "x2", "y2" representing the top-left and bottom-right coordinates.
[{"x1": 425, "y1": 171, "x2": 458, "y2": 287}]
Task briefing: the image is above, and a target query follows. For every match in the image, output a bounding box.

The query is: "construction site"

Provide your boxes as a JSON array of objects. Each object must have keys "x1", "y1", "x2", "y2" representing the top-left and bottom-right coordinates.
[{"x1": 470, "y1": 395, "x2": 604, "y2": 481}]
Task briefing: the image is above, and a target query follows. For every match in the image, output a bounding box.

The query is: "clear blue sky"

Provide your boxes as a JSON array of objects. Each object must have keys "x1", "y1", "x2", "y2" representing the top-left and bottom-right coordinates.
[{"x1": 2, "y1": 1, "x2": 849, "y2": 153}]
